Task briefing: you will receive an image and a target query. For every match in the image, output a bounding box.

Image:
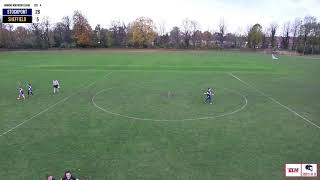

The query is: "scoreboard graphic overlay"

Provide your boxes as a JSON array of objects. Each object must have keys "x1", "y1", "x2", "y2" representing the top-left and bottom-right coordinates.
[{"x1": 1, "y1": 0, "x2": 42, "y2": 23}]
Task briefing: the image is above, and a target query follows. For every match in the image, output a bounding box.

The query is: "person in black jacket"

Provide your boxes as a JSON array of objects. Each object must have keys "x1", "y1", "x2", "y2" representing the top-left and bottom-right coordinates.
[{"x1": 61, "y1": 171, "x2": 79, "y2": 180}]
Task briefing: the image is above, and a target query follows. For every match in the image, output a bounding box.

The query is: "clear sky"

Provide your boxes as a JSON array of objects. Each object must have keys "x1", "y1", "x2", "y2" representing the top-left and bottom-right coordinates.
[{"x1": 1, "y1": 0, "x2": 320, "y2": 34}]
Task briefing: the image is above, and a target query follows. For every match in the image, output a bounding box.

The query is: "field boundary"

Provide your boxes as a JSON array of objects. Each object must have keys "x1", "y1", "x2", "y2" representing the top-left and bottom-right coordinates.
[
  {"x1": 228, "y1": 73, "x2": 320, "y2": 129},
  {"x1": 0, "y1": 72, "x2": 113, "y2": 138}
]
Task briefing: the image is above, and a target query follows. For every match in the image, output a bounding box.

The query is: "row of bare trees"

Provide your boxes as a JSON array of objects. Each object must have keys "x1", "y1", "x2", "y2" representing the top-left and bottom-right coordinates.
[
  {"x1": 247, "y1": 16, "x2": 320, "y2": 54},
  {"x1": 1, "y1": 11, "x2": 320, "y2": 54}
]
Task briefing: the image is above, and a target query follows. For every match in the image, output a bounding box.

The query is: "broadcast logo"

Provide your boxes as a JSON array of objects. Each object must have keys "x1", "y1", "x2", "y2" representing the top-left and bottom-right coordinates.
[{"x1": 285, "y1": 162, "x2": 318, "y2": 177}]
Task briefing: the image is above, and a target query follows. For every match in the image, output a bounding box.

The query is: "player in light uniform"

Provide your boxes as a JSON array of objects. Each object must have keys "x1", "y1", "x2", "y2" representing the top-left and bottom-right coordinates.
[
  {"x1": 17, "y1": 87, "x2": 25, "y2": 100},
  {"x1": 53, "y1": 80, "x2": 60, "y2": 94},
  {"x1": 204, "y1": 88, "x2": 214, "y2": 104},
  {"x1": 27, "y1": 83, "x2": 33, "y2": 96}
]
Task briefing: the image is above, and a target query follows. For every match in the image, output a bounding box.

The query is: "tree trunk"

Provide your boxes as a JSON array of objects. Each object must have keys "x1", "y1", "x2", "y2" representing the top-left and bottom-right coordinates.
[{"x1": 303, "y1": 35, "x2": 307, "y2": 54}]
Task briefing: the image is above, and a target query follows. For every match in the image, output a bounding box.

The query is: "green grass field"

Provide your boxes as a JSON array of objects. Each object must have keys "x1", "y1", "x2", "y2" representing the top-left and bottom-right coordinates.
[{"x1": 0, "y1": 50, "x2": 319, "y2": 180}]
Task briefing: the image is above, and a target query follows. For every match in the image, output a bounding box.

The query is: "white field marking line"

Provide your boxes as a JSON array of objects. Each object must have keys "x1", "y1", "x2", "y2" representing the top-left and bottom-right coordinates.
[
  {"x1": 104, "y1": 72, "x2": 113, "y2": 79},
  {"x1": 92, "y1": 88, "x2": 248, "y2": 122},
  {"x1": 0, "y1": 96, "x2": 70, "y2": 137},
  {"x1": 0, "y1": 72, "x2": 113, "y2": 137},
  {"x1": 228, "y1": 73, "x2": 320, "y2": 129},
  {"x1": 30, "y1": 64, "x2": 233, "y2": 69}
]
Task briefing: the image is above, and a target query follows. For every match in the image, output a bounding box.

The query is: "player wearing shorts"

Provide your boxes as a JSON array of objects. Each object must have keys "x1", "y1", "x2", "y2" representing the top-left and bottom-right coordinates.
[
  {"x1": 27, "y1": 83, "x2": 33, "y2": 96},
  {"x1": 53, "y1": 80, "x2": 60, "y2": 94},
  {"x1": 17, "y1": 88, "x2": 25, "y2": 100},
  {"x1": 204, "y1": 88, "x2": 214, "y2": 104}
]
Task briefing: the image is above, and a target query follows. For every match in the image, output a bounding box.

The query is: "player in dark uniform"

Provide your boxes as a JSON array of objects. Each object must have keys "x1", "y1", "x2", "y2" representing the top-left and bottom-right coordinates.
[
  {"x1": 27, "y1": 83, "x2": 33, "y2": 96},
  {"x1": 204, "y1": 88, "x2": 214, "y2": 104}
]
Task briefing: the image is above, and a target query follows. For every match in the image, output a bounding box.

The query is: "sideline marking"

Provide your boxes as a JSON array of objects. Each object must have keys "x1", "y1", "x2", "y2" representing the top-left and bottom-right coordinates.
[{"x1": 228, "y1": 73, "x2": 320, "y2": 129}]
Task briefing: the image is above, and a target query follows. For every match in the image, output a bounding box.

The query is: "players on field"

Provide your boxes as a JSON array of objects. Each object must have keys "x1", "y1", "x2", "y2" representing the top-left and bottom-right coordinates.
[
  {"x1": 204, "y1": 87, "x2": 214, "y2": 104},
  {"x1": 17, "y1": 80, "x2": 216, "y2": 108},
  {"x1": 17, "y1": 87, "x2": 25, "y2": 100},
  {"x1": 16, "y1": 80, "x2": 62, "y2": 99},
  {"x1": 53, "y1": 79, "x2": 60, "y2": 94}
]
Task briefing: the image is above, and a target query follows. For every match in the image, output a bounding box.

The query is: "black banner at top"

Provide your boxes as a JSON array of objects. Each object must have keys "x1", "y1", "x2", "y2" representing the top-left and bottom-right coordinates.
[{"x1": 2, "y1": 16, "x2": 32, "y2": 23}]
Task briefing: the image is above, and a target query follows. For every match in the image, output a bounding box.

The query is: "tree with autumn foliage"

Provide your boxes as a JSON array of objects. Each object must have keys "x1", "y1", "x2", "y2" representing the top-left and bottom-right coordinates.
[
  {"x1": 127, "y1": 17, "x2": 157, "y2": 48},
  {"x1": 72, "y1": 11, "x2": 92, "y2": 47}
]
